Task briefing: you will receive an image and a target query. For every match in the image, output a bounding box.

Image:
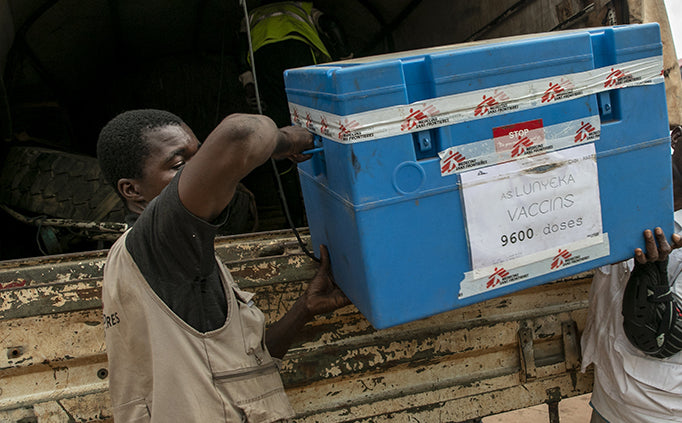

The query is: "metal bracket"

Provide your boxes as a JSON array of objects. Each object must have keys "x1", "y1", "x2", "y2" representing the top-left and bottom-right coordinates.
[
  {"x1": 598, "y1": 91, "x2": 613, "y2": 120},
  {"x1": 518, "y1": 321, "x2": 537, "y2": 383},
  {"x1": 545, "y1": 387, "x2": 562, "y2": 423},
  {"x1": 562, "y1": 320, "x2": 581, "y2": 371},
  {"x1": 417, "y1": 132, "x2": 432, "y2": 152}
]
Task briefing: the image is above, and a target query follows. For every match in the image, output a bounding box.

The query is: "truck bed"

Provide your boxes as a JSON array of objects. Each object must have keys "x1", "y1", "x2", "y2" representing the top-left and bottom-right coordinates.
[{"x1": 0, "y1": 229, "x2": 593, "y2": 422}]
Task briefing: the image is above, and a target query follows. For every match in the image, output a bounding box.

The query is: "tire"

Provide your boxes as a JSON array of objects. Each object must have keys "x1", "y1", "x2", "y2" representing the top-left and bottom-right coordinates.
[
  {"x1": 0, "y1": 146, "x2": 127, "y2": 222},
  {"x1": 0, "y1": 145, "x2": 257, "y2": 235}
]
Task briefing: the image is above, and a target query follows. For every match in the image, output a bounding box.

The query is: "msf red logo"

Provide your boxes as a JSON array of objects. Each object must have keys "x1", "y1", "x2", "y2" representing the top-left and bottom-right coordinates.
[
  {"x1": 511, "y1": 136, "x2": 534, "y2": 157},
  {"x1": 604, "y1": 68, "x2": 627, "y2": 88},
  {"x1": 440, "y1": 149, "x2": 466, "y2": 174},
  {"x1": 338, "y1": 119, "x2": 360, "y2": 139},
  {"x1": 291, "y1": 107, "x2": 301, "y2": 125},
  {"x1": 475, "y1": 89, "x2": 510, "y2": 116},
  {"x1": 320, "y1": 116, "x2": 330, "y2": 135},
  {"x1": 574, "y1": 121, "x2": 597, "y2": 143},
  {"x1": 487, "y1": 267, "x2": 510, "y2": 289},
  {"x1": 541, "y1": 82, "x2": 565, "y2": 103},
  {"x1": 551, "y1": 249, "x2": 572, "y2": 269},
  {"x1": 401, "y1": 105, "x2": 439, "y2": 131}
]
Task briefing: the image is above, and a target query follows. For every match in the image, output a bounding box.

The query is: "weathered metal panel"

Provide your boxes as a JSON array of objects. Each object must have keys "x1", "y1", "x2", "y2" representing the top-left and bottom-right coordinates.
[{"x1": 0, "y1": 230, "x2": 594, "y2": 422}]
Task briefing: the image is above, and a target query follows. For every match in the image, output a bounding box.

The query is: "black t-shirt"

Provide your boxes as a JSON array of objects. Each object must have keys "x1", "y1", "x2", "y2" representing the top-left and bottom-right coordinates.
[{"x1": 125, "y1": 170, "x2": 229, "y2": 333}]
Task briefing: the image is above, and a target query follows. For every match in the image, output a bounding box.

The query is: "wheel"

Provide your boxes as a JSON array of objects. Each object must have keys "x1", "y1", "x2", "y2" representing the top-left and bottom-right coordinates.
[{"x1": 0, "y1": 146, "x2": 127, "y2": 222}]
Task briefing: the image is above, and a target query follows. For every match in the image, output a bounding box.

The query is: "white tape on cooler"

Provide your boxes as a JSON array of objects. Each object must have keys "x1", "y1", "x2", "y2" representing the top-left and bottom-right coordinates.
[
  {"x1": 438, "y1": 115, "x2": 601, "y2": 175},
  {"x1": 288, "y1": 56, "x2": 663, "y2": 146},
  {"x1": 458, "y1": 233, "x2": 610, "y2": 299}
]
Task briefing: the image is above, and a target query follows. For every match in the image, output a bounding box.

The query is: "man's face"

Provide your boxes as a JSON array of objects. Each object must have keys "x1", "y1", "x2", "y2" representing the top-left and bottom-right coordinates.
[{"x1": 136, "y1": 123, "x2": 200, "y2": 204}]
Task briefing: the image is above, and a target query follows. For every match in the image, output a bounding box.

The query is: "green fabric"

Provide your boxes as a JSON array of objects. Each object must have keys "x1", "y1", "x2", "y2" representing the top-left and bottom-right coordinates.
[{"x1": 248, "y1": 1, "x2": 331, "y2": 64}]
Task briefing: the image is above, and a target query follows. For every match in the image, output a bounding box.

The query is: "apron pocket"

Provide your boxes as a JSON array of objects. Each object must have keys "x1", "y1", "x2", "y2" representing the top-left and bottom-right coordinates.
[{"x1": 214, "y1": 362, "x2": 295, "y2": 423}]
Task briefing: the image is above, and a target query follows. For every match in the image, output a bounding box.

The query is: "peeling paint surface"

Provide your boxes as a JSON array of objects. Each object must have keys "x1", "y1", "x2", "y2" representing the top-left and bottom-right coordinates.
[{"x1": 0, "y1": 230, "x2": 594, "y2": 421}]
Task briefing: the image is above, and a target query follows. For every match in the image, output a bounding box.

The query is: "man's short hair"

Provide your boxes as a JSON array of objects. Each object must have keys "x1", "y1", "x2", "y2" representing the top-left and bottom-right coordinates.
[{"x1": 97, "y1": 109, "x2": 184, "y2": 192}]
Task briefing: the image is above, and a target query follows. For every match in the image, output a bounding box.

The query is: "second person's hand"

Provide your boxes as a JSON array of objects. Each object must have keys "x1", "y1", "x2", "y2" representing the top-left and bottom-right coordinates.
[{"x1": 634, "y1": 227, "x2": 682, "y2": 264}]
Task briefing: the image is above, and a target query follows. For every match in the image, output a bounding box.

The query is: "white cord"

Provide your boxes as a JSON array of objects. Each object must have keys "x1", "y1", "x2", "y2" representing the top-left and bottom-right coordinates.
[{"x1": 240, "y1": 0, "x2": 264, "y2": 115}]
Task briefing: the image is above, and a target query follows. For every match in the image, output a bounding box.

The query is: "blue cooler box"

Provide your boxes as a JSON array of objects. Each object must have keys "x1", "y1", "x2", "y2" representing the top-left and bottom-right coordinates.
[{"x1": 284, "y1": 24, "x2": 673, "y2": 329}]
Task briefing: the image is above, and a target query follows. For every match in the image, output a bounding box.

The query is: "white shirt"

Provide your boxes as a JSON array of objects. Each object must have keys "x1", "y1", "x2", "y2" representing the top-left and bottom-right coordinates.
[{"x1": 580, "y1": 211, "x2": 682, "y2": 422}]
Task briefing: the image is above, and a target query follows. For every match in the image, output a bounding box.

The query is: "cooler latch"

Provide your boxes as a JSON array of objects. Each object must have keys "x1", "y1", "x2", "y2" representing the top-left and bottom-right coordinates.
[
  {"x1": 597, "y1": 91, "x2": 613, "y2": 121},
  {"x1": 413, "y1": 129, "x2": 438, "y2": 160}
]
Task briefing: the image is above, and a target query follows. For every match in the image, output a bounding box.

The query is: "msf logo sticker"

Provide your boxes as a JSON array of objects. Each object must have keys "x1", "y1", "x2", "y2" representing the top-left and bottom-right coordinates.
[
  {"x1": 541, "y1": 77, "x2": 575, "y2": 103},
  {"x1": 401, "y1": 104, "x2": 440, "y2": 131},
  {"x1": 551, "y1": 249, "x2": 572, "y2": 269},
  {"x1": 574, "y1": 121, "x2": 597, "y2": 143},
  {"x1": 487, "y1": 267, "x2": 510, "y2": 289},
  {"x1": 320, "y1": 115, "x2": 331, "y2": 137},
  {"x1": 511, "y1": 136, "x2": 534, "y2": 158},
  {"x1": 474, "y1": 89, "x2": 510, "y2": 116},
  {"x1": 291, "y1": 107, "x2": 301, "y2": 125},
  {"x1": 305, "y1": 113, "x2": 314, "y2": 130},
  {"x1": 440, "y1": 149, "x2": 466, "y2": 174},
  {"x1": 541, "y1": 82, "x2": 565, "y2": 103},
  {"x1": 338, "y1": 118, "x2": 360, "y2": 140},
  {"x1": 604, "y1": 67, "x2": 631, "y2": 88}
]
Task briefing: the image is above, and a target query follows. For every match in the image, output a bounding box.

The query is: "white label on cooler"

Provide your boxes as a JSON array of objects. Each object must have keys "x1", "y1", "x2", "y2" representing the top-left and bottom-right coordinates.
[{"x1": 459, "y1": 143, "x2": 603, "y2": 269}]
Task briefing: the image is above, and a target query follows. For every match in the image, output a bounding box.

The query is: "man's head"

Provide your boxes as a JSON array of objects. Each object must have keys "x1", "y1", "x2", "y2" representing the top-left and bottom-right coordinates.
[{"x1": 97, "y1": 109, "x2": 200, "y2": 213}]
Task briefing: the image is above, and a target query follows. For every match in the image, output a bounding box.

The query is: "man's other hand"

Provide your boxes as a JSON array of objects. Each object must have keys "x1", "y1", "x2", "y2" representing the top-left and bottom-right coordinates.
[
  {"x1": 304, "y1": 245, "x2": 351, "y2": 317},
  {"x1": 273, "y1": 125, "x2": 315, "y2": 163},
  {"x1": 634, "y1": 227, "x2": 682, "y2": 264}
]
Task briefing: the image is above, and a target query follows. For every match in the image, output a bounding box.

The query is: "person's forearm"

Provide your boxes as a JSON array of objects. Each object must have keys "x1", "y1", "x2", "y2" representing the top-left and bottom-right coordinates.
[{"x1": 265, "y1": 297, "x2": 313, "y2": 359}]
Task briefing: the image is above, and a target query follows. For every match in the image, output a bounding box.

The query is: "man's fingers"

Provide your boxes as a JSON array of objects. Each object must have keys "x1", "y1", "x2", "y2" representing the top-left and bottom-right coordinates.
[
  {"x1": 672, "y1": 233, "x2": 682, "y2": 250},
  {"x1": 643, "y1": 229, "x2": 659, "y2": 261},
  {"x1": 334, "y1": 288, "x2": 352, "y2": 307},
  {"x1": 635, "y1": 248, "x2": 647, "y2": 264},
  {"x1": 638, "y1": 227, "x2": 676, "y2": 263},
  {"x1": 289, "y1": 152, "x2": 313, "y2": 163},
  {"x1": 318, "y1": 245, "x2": 331, "y2": 274},
  {"x1": 654, "y1": 227, "x2": 672, "y2": 259}
]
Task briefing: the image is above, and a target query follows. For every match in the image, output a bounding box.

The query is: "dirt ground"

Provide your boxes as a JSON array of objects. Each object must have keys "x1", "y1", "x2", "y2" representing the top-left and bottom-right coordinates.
[{"x1": 482, "y1": 393, "x2": 592, "y2": 422}]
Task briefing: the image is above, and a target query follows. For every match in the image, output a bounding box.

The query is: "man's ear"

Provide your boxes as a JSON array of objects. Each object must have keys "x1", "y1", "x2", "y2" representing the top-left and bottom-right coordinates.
[{"x1": 117, "y1": 178, "x2": 146, "y2": 212}]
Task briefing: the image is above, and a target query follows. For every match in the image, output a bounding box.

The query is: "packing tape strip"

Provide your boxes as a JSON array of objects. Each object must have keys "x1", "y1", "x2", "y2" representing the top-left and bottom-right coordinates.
[
  {"x1": 289, "y1": 56, "x2": 663, "y2": 144},
  {"x1": 438, "y1": 114, "x2": 601, "y2": 175},
  {"x1": 458, "y1": 233, "x2": 610, "y2": 299}
]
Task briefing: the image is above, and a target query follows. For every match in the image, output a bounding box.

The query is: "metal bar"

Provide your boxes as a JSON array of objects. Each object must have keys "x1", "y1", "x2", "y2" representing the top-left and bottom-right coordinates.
[
  {"x1": 546, "y1": 387, "x2": 563, "y2": 423},
  {"x1": 0, "y1": 204, "x2": 126, "y2": 234},
  {"x1": 548, "y1": 401, "x2": 560, "y2": 423}
]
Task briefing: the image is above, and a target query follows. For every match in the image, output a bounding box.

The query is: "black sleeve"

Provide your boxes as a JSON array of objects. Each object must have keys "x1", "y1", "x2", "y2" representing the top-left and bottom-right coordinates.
[
  {"x1": 125, "y1": 170, "x2": 229, "y2": 332},
  {"x1": 622, "y1": 259, "x2": 682, "y2": 358}
]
